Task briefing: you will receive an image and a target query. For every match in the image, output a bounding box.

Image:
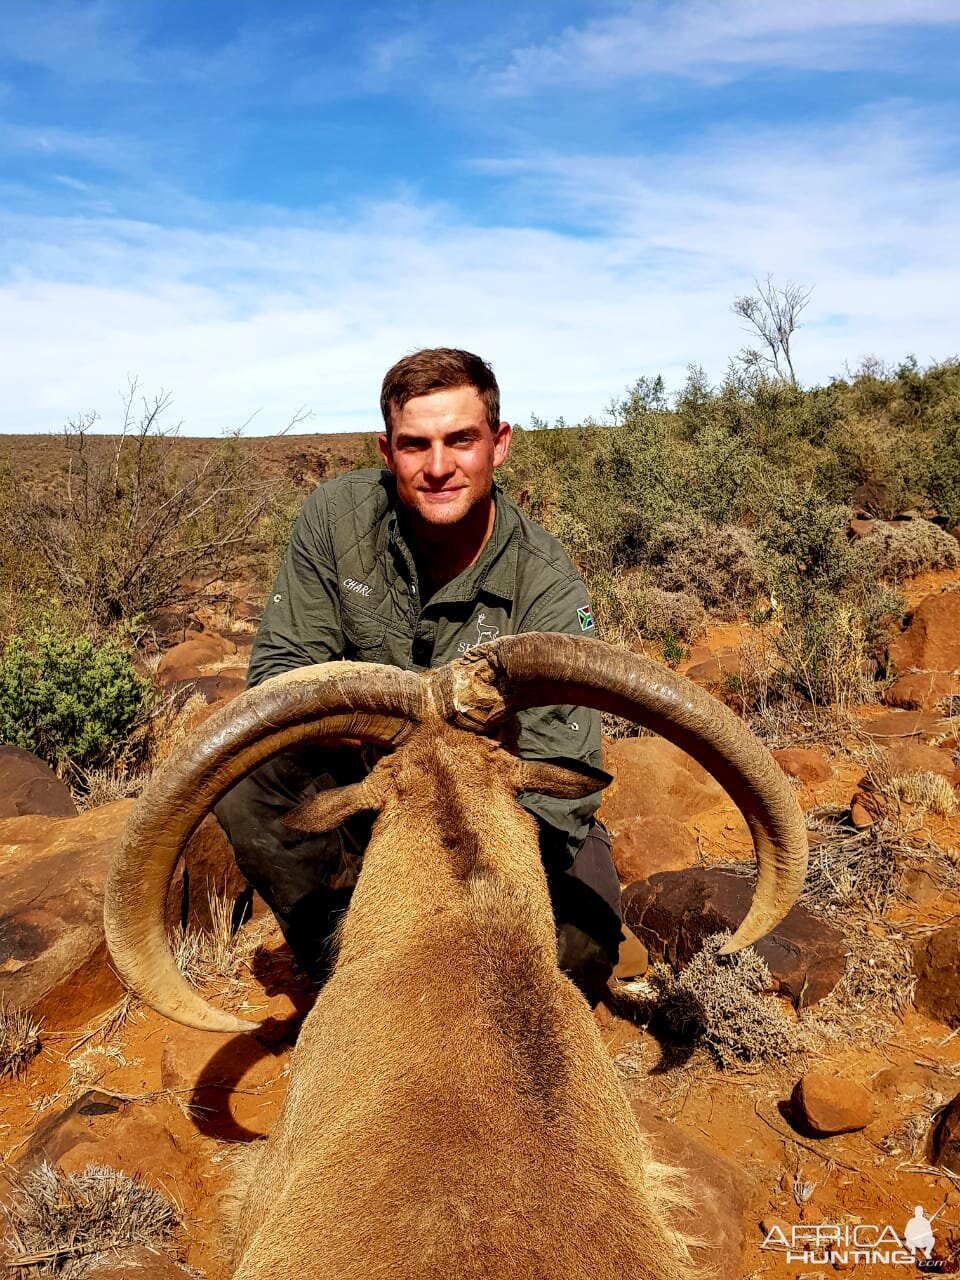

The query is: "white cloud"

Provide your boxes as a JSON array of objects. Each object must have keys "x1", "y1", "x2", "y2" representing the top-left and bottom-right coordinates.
[
  {"x1": 490, "y1": 0, "x2": 960, "y2": 92},
  {"x1": 0, "y1": 105, "x2": 957, "y2": 435}
]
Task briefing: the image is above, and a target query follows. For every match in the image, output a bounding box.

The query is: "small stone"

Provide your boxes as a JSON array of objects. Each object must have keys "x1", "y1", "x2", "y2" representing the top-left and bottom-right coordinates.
[
  {"x1": 791, "y1": 1072, "x2": 876, "y2": 1137},
  {"x1": 850, "y1": 793, "x2": 880, "y2": 828}
]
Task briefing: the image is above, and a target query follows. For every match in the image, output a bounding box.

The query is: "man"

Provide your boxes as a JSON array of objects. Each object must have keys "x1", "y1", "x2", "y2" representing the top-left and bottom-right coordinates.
[{"x1": 217, "y1": 348, "x2": 622, "y2": 1003}]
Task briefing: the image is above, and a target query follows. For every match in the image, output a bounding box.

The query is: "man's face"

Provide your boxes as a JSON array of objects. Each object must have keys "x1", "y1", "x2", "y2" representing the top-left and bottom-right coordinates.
[{"x1": 378, "y1": 386, "x2": 512, "y2": 527}]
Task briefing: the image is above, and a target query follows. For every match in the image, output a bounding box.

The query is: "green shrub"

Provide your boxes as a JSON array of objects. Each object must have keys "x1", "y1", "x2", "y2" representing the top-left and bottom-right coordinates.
[{"x1": 0, "y1": 624, "x2": 155, "y2": 771}]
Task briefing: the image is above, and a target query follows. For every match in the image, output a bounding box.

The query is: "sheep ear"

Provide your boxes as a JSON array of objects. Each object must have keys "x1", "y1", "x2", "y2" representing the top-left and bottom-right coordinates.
[
  {"x1": 284, "y1": 771, "x2": 387, "y2": 833},
  {"x1": 512, "y1": 757, "x2": 613, "y2": 799}
]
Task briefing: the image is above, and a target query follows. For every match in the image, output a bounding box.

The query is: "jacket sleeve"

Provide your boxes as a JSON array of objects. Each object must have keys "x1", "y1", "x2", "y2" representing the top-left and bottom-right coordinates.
[
  {"x1": 513, "y1": 575, "x2": 604, "y2": 869},
  {"x1": 246, "y1": 487, "x2": 345, "y2": 688}
]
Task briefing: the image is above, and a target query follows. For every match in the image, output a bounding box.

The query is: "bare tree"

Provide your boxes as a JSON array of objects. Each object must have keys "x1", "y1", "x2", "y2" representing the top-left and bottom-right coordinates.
[{"x1": 732, "y1": 276, "x2": 812, "y2": 387}]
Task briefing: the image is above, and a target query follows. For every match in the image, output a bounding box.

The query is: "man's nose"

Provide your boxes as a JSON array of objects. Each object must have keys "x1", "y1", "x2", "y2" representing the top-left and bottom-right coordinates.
[{"x1": 424, "y1": 443, "x2": 455, "y2": 479}]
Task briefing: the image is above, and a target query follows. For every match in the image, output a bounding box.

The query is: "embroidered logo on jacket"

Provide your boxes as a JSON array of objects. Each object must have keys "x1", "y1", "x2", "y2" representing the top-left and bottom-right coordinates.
[
  {"x1": 342, "y1": 578, "x2": 372, "y2": 598},
  {"x1": 457, "y1": 611, "x2": 501, "y2": 654},
  {"x1": 578, "y1": 606, "x2": 595, "y2": 631}
]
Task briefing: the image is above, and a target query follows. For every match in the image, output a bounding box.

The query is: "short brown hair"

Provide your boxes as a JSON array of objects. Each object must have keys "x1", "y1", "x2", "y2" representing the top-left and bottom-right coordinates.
[{"x1": 380, "y1": 348, "x2": 500, "y2": 436}]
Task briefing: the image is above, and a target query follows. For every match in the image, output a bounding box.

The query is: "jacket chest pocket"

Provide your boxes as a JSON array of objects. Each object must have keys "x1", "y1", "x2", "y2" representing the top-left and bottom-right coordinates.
[{"x1": 342, "y1": 611, "x2": 386, "y2": 662}]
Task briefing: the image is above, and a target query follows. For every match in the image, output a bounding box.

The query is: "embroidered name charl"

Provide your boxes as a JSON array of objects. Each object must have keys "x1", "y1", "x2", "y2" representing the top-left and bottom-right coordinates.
[{"x1": 342, "y1": 578, "x2": 372, "y2": 597}]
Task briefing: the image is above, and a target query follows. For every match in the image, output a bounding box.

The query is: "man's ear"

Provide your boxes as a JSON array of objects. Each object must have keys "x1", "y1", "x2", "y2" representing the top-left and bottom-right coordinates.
[
  {"x1": 493, "y1": 420, "x2": 512, "y2": 467},
  {"x1": 377, "y1": 432, "x2": 395, "y2": 472},
  {"x1": 284, "y1": 769, "x2": 388, "y2": 833},
  {"x1": 511, "y1": 756, "x2": 612, "y2": 800}
]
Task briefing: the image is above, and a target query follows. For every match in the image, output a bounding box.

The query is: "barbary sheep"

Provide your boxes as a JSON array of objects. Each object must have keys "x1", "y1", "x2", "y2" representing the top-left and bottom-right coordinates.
[{"x1": 104, "y1": 634, "x2": 807, "y2": 1280}]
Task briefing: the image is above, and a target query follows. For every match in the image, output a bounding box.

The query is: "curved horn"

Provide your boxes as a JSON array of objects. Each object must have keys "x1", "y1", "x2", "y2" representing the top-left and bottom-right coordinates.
[
  {"x1": 436, "y1": 635, "x2": 807, "y2": 953},
  {"x1": 105, "y1": 663, "x2": 423, "y2": 1033}
]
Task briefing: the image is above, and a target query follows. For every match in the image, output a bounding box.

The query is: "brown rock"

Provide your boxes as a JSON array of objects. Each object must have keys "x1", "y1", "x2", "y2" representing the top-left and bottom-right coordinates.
[
  {"x1": 791, "y1": 1072, "x2": 876, "y2": 1136},
  {"x1": 856, "y1": 709, "x2": 951, "y2": 742},
  {"x1": 772, "y1": 747, "x2": 832, "y2": 785},
  {"x1": 635, "y1": 1110, "x2": 750, "y2": 1278},
  {"x1": 889, "y1": 591, "x2": 960, "y2": 673},
  {"x1": 613, "y1": 927, "x2": 649, "y2": 980},
  {"x1": 899, "y1": 864, "x2": 942, "y2": 905},
  {"x1": 884, "y1": 740, "x2": 956, "y2": 778},
  {"x1": 932, "y1": 1093, "x2": 960, "y2": 1175},
  {"x1": 600, "y1": 738, "x2": 747, "y2": 838},
  {"x1": 684, "y1": 648, "x2": 742, "y2": 686},
  {"x1": 913, "y1": 925, "x2": 960, "y2": 1027},
  {"x1": 17, "y1": 1089, "x2": 206, "y2": 1219},
  {"x1": 0, "y1": 802, "x2": 132, "y2": 1023},
  {"x1": 872, "y1": 1064, "x2": 933, "y2": 1099},
  {"x1": 157, "y1": 633, "x2": 238, "y2": 684},
  {"x1": 166, "y1": 813, "x2": 249, "y2": 934},
  {"x1": 623, "y1": 867, "x2": 847, "y2": 1004},
  {"x1": 170, "y1": 673, "x2": 247, "y2": 704},
  {"x1": 850, "y1": 793, "x2": 880, "y2": 828},
  {"x1": 611, "y1": 815, "x2": 698, "y2": 883},
  {"x1": 883, "y1": 671, "x2": 959, "y2": 711},
  {"x1": 0, "y1": 746, "x2": 77, "y2": 819}
]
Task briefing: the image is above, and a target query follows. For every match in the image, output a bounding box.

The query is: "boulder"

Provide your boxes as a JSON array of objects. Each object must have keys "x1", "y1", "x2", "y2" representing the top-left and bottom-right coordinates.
[
  {"x1": 0, "y1": 746, "x2": 77, "y2": 820},
  {"x1": 0, "y1": 800, "x2": 245, "y2": 1024},
  {"x1": 623, "y1": 867, "x2": 847, "y2": 1004},
  {"x1": 913, "y1": 925, "x2": 960, "y2": 1027},
  {"x1": 856, "y1": 708, "x2": 950, "y2": 742},
  {"x1": 14, "y1": 1089, "x2": 208, "y2": 1249},
  {"x1": 931, "y1": 1092, "x2": 960, "y2": 1175},
  {"x1": 884, "y1": 740, "x2": 956, "y2": 779},
  {"x1": 600, "y1": 738, "x2": 746, "y2": 837},
  {"x1": 635, "y1": 1110, "x2": 749, "y2": 1279},
  {"x1": 610, "y1": 815, "x2": 699, "y2": 884},
  {"x1": 157, "y1": 633, "x2": 238, "y2": 685},
  {"x1": 771, "y1": 748, "x2": 832, "y2": 785},
  {"x1": 0, "y1": 802, "x2": 132, "y2": 1023},
  {"x1": 883, "y1": 671, "x2": 959, "y2": 712},
  {"x1": 791, "y1": 1072, "x2": 876, "y2": 1137},
  {"x1": 889, "y1": 592, "x2": 960, "y2": 674}
]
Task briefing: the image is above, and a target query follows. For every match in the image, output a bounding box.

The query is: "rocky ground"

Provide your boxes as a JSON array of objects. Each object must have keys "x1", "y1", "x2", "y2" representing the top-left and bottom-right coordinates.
[{"x1": 2, "y1": 569, "x2": 960, "y2": 1276}]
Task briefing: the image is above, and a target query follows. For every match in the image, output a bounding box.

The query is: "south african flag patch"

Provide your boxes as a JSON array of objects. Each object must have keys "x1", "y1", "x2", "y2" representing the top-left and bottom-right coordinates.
[{"x1": 577, "y1": 606, "x2": 595, "y2": 632}]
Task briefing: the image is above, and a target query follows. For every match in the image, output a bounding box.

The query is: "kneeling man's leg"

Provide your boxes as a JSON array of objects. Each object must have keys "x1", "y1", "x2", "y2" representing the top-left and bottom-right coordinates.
[
  {"x1": 215, "y1": 746, "x2": 367, "y2": 982},
  {"x1": 546, "y1": 821, "x2": 623, "y2": 1006}
]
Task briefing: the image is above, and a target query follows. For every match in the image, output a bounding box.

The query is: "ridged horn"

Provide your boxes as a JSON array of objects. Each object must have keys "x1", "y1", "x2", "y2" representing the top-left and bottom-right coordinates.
[
  {"x1": 104, "y1": 663, "x2": 423, "y2": 1033},
  {"x1": 436, "y1": 634, "x2": 807, "y2": 953}
]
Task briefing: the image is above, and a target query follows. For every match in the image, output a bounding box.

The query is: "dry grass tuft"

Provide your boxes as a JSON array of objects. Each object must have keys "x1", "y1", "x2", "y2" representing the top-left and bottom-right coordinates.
[
  {"x1": 632, "y1": 933, "x2": 806, "y2": 1070},
  {"x1": 170, "y1": 892, "x2": 263, "y2": 993},
  {"x1": 886, "y1": 770, "x2": 958, "y2": 817},
  {"x1": 801, "y1": 807, "x2": 909, "y2": 916},
  {"x1": 0, "y1": 1002, "x2": 42, "y2": 1080},
  {"x1": 74, "y1": 763, "x2": 147, "y2": 811},
  {"x1": 1, "y1": 1162, "x2": 181, "y2": 1277}
]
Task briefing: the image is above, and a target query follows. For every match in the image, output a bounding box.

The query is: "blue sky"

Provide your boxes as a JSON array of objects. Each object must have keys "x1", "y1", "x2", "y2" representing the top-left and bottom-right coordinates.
[{"x1": 1, "y1": 1, "x2": 959, "y2": 434}]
